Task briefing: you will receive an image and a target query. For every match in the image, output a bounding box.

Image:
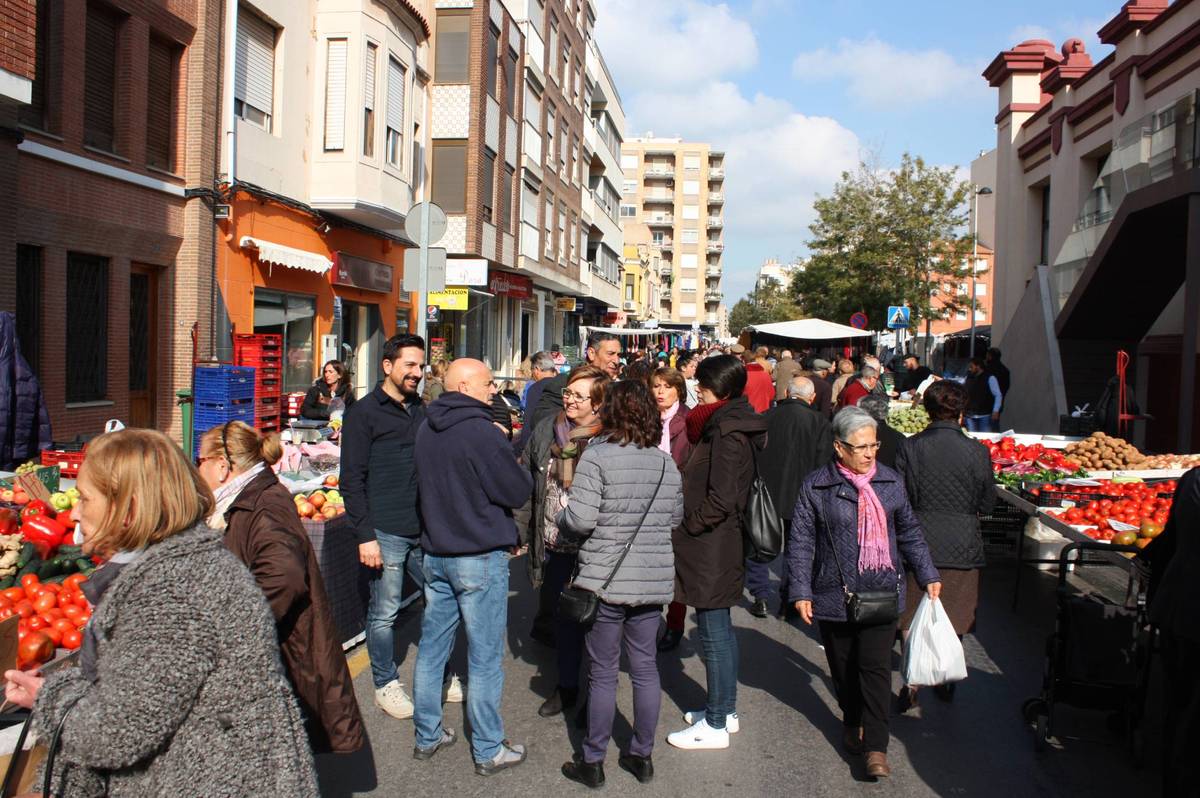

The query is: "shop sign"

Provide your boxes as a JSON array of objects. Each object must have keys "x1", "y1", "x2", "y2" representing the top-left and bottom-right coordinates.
[
  {"x1": 332, "y1": 252, "x2": 394, "y2": 293},
  {"x1": 556, "y1": 297, "x2": 579, "y2": 312},
  {"x1": 446, "y1": 259, "x2": 489, "y2": 286},
  {"x1": 604, "y1": 311, "x2": 624, "y2": 326},
  {"x1": 429, "y1": 288, "x2": 470, "y2": 310},
  {"x1": 426, "y1": 305, "x2": 441, "y2": 323},
  {"x1": 488, "y1": 270, "x2": 533, "y2": 299}
]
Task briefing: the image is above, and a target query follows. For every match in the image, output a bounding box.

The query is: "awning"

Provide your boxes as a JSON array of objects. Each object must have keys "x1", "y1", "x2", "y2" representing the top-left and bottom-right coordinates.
[
  {"x1": 240, "y1": 236, "x2": 333, "y2": 275},
  {"x1": 747, "y1": 318, "x2": 873, "y2": 341},
  {"x1": 579, "y1": 326, "x2": 667, "y2": 337}
]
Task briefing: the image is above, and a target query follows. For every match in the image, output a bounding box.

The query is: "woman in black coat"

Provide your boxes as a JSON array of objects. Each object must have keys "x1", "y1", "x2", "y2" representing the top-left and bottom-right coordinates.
[
  {"x1": 301, "y1": 360, "x2": 355, "y2": 420},
  {"x1": 895, "y1": 381, "x2": 994, "y2": 710},
  {"x1": 667, "y1": 356, "x2": 766, "y2": 751}
]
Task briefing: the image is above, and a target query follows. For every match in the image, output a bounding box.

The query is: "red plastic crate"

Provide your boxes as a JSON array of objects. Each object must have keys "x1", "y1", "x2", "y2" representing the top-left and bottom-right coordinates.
[
  {"x1": 41, "y1": 448, "x2": 85, "y2": 478},
  {"x1": 233, "y1": 333, "x2": 282, "y2": 347}
]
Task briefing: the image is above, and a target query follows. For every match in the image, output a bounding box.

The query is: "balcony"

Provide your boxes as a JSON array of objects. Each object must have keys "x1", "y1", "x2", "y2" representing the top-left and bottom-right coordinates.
[
  {"x1": 647, "y1": 214, "x2": 674, "y2": 227},
  {"x1": 659, "y1": 238, "x2": 673, "y2": 251},
  {"x1": 706, "y1": 263, "x2": 722, "y2": 276},
  {"x1": 706, "y1": 241, "x2": 724, "y2": 253},
  {"x1": 658, "y1": 262, "x2": 673, "y2": 277},
  {"x1": 707, "y1": 216, "x2": 723, "y2": 228},
  {"x1": 705, "y1": 289, "x2": 723, "y2": 302},
  {"x1": 645, "y1": 165, "x2": 675, "y2": 179},
  {"x1": 708, "y1": 192, "x2": 724, "y2": 204},
  {"x1": 705, "y1": 314, "x2": 720, "y2": 325},
  {"x1": 709, "y1": 168, "x2": 725, "y2": 180},
  {"x1": 643, "y1": 193, "x2": 674, "y2": 205}
]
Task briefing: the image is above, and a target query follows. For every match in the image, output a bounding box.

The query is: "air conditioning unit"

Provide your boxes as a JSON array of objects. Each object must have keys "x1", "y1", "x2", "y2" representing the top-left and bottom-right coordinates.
[{"x1": 623, "y1": 301, "x2": 637, "y2": 311}]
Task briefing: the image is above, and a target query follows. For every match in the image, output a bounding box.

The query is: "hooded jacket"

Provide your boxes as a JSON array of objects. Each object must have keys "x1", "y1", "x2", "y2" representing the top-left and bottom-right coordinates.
[
  {"x1": 0, "y1": 312, "x2": 51, "y2": 470},
  {"x1": 416, "y1": 392, "x2": 534, "y2": 556}
]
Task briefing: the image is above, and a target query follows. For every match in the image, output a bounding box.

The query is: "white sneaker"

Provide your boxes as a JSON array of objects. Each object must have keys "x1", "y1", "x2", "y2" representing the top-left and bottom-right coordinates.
[
  {"x1": 442, "y1": 674, "x2": 464, "y2": 704},
  {"x1": 374, "y1": 680, "x2": 414, "y2": 719},
  {"x1": 667, "y1": 718, "x2": 730, "y2": 750},
  {"x1": 683, "y1": 710, "x2": 739, "y2": 734}
]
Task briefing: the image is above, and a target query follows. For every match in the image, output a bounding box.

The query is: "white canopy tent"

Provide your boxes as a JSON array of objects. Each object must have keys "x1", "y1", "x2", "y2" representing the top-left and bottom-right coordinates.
[
  {"x1": 579, "y1": 326, "x2": 664, "y2": 337},
  {"x1": 747, "y1": 318, "x2": 873, "y2": 341}
]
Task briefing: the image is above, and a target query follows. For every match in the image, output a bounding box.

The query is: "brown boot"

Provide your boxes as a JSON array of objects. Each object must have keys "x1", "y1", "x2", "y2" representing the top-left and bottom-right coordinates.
[
  {"x1": 842, "y1": 726, "x2": 863, "y2": 754},
  {"x1": 865, "y1": 751, "x2": 891, "y2": 778}
]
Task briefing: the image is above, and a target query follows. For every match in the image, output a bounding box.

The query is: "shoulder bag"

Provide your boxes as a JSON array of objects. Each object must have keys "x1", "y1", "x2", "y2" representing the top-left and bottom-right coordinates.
[
  {"x1": 558, "y1": 459, "x2": 667, "y2": 625},
  {"x1": 743, "y1": 447, "x2": 784, "y2": 563},
  {"x1": 822, "y1": 517, "x2": 899, "y2": 625}
]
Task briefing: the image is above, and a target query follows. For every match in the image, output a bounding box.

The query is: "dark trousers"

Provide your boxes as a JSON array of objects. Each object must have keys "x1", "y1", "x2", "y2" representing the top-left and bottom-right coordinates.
[
  {"x1": 744, "y1": 557, "x2": 772, "y2": 601},
  {"x1": 543, "y1": 550, "x2": 585, "y2": 690},
  {"x1": 819, "y1": 619, "x2": 898, "y2": 753},
  {"x1": 582, "y1": 602, "x2": 662, "y2": 763},
  {"x1": 1162, "y1": 632, "x2": 1200, "y2": 797},
  {"x1": 665, "y1": 600, "x2": 686, "y2": 631}
]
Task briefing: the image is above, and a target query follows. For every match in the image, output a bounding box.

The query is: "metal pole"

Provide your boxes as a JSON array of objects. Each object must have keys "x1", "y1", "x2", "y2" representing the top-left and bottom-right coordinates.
[{"x1": 970, "y1": 189, "x2": 978, "y2": 359}]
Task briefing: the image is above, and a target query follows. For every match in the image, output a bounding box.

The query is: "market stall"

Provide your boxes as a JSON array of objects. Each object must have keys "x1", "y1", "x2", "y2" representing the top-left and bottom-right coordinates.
[{"x1": 744, "y1": 318, "x2": 874, "y2": 359}]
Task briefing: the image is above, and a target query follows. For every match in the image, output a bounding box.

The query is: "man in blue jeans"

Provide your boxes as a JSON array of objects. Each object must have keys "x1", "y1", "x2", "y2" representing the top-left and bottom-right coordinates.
[
  {"x1": 341, "y1": 334, "x2": 461, "y2": 719},
  {"x1": 413, "y1": 358, "x2": 534, "y2": 775}
]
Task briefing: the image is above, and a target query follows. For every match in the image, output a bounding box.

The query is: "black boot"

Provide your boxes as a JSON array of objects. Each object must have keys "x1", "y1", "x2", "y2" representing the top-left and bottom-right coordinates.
[
  {"x1": 657, "y1": 628, "x2": 682, "y2": 652},
  {"x1": 562, "y1": 758, "x2": 605, "y2": 789},
  {"x1": 618, "y1": 753, "x2": 654, "y2": 783},
  {"x1": 539, "y1": 686, "x2": 579, "y2": 718}
]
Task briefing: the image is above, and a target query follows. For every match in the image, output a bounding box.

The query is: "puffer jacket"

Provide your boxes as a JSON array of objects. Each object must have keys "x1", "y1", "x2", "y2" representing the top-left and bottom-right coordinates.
[
  {"x1": 557, "y1": 440, "x2": 683, "y2": 605},
  {"x1": 0, "y1": 312, "x2": 51, "y2": 470},
  {"x1": 895, "y1": 421, "x2": 996, "y2": 569},
  {"x1": 786, "y1": 462, "x2": 940, "y2": 623},
  {"x1": 33, "y1": 524, "x2": 318, "y2": 797}
]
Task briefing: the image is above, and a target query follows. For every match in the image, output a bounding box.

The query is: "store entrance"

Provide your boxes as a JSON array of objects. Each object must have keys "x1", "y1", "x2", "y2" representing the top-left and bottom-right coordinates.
[
  {"x1": 128, "y1": 265, "x2": 159, "y2": 429},
  {"x1": 338, "y1": 301, "x2": 384, "y2": 398}
]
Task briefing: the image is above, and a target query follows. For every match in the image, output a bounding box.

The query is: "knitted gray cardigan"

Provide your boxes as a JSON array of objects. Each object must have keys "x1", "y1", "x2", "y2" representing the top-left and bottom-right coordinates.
[
  {"x1": 557, "y1": 440, "x2": 683, "y2": 605},
  {"x1": 32, "y1": 524, "x2": 318, "y2": 797}
]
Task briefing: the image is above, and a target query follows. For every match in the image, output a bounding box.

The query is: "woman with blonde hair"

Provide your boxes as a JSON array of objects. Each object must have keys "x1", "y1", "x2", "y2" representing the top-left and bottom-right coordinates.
[
  {"x1": 4, "y1": 429, "x2": 318, "y2": 796},
  {"x1": 196, "y1": 421, "x2": 364, "y2": 754},
  {"x1": 423, "y1": 359, "x2": 449, "y2": 404}
]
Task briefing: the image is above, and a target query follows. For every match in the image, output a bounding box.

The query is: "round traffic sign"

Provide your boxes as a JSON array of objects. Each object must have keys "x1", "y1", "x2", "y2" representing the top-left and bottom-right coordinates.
[
  {"x1": 849, "y1": 312, "x2": 868, "y2": 330},
  {"x1": 404, "y1": 202, "x2": 448, "y2": 246}
]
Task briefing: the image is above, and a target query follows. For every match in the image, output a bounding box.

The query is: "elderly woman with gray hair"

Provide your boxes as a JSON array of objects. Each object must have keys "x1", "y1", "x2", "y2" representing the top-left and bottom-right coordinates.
[{"x1": 786, "y1": 407, "x2": 940, "y2": 780}]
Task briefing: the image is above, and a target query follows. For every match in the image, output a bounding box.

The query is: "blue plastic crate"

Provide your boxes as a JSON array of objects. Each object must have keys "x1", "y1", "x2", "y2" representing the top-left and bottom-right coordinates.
[{"x1": 194, "y1": 366, "x2": 256, "y2": 402}]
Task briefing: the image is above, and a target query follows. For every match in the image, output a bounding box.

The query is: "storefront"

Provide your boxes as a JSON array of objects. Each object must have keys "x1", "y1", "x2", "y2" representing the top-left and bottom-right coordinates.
[{"x1": 218, "y1": 187, "x2": 413, "y2": 397}]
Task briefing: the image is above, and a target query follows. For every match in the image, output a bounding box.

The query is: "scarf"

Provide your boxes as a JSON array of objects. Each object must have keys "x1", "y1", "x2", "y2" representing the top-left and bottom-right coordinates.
[
  {"x1": 659, "y1": 401, "x2": 680, "y2": 455},
  {"x1": 835, "y1": 461, "x2": 894, "y2": 573},
  {"x1": 685, "y1": 399, "x2": 728, "y2": 444},
  {"x1": 549, "y1": 413, "x2": 600, "y2": 489},
  {"x1": 206, "y1": 462, "x2": 267, "y2": 531},
  {"x1": 80, "y1": 547, "x2": 146, "y2": 682}
]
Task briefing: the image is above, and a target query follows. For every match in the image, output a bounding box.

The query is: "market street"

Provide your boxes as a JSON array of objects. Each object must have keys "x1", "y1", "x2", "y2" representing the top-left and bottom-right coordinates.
[{"x1": 317, "y1": 556, "x2": 1157, "y2": 797}]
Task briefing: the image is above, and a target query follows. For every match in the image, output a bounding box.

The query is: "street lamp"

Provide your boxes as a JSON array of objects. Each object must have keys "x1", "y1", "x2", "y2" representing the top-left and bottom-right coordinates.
[{"x1": 969, "y1": 185, "x2": 993, "y2": 359}]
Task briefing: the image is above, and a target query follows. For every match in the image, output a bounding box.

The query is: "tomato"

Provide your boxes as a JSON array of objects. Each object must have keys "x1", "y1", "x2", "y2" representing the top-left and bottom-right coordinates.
[
  {"x1": 41, "y1": 608, "x2": 63, "y2": 621},
  {"x1": 63, "y1": 573, "x2": 87, "y2": 591},
  {"x1": 18, "y1": 574, "x2": 39, "y2": 592},
  {"x1": 41, "y1": 625, "x2": 61, "y2": 646},
  {"x1": 2, "y1": 587, "x2": 25, "y2": 603},
  {"x1": 17, "y1": 630, "x2": 54, "y2": 669},
  {"x1": 73, "y1": 595, "x2": 90, "y2": 610},
  {"x1": 41, "y1": 583, "x2": 60, "y2": 594},
  {"x1": 13, "y1": 600, "x2": 34, "y2": 619},
  {"x1": 62, "y1": 605, "x2": 83, "y2": 623},
  {"x1": 27, "y1": 615, "x2": 46, "y2": 631},
  {"x1": 51, "y1": 617, "x2": 75, "y2": 633},
  {"x1": 60, "y1": 629, "x2": 82, "y2": 650},
  {"x1": 33, "y1": 593, "x2": 56, "y2": 614}
]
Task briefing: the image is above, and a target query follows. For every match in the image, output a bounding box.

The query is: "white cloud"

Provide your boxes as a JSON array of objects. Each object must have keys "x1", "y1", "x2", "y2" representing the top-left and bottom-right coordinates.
[{"x1": 791, "y1": 36, "x2": 986, "y2": 108}]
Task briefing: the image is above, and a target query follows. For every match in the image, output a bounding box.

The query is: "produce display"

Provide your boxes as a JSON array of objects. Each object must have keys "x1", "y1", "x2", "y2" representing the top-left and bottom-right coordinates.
[
  {"x1": 1138, "y1": 453, "x2": 1200, "y2": 470},
  {"x1": 984, "y1": 437, "x2": 1085, "y2": 487},
  {"x1": 1, "y1": 572, "x2": 93, "y2": 668},
  {"x1": 889, "y1": 406, "x2": 930, "y2": 434},
  {"x1": 295, "y1": 476, "x2": 346, "y2": 521},
  {"x1": 1063, "y1": 432, "x2": 1146, "y2": 471},
  {"x1": 0, "y1": 504, "x2": 97, "y2": 589},
  {"x1": 1043, "y1": 479, "x2": 1175, "y2": 548}
]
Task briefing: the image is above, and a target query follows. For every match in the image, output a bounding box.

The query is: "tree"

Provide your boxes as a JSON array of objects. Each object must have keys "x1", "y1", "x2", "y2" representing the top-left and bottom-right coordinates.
[
  {"x1": 793, "y1": 154, "x2": 972, "y2": 331},
  {"x1": 728, "y1": 277, "x2": 802, "y2": 334}
]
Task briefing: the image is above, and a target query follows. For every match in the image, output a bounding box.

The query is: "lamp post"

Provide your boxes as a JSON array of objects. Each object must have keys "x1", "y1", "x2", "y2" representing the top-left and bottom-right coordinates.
[{"x1": 969, "y1": 185, "x2": 993, "y2": 359}]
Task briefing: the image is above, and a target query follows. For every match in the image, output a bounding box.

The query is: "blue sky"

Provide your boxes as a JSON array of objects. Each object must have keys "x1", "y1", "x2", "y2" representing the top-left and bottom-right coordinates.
[{"x1": 594, "y1": 0, "x2": 1116, "y2": 303}]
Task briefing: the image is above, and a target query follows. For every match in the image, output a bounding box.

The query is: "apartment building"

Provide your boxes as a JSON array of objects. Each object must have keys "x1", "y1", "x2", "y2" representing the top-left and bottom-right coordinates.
[
  {"x1": 755, "y1": 257, "x2": 798, "y2": 293},
  {"x1": 7, "y1": 0, "x2": 222, "y2": 439},
  {"x1": 621, "y1": 137, "x2": 726, "y2": 337},
  {"x1": 984, "y1": 0, "x2": 1200, "y2": 451},
  {"x1": 620, "y1": 222, "x2": 661, "y2": 325},
  {"x1": 217, "y1": 0, "x2": 429, "y2": 398}
]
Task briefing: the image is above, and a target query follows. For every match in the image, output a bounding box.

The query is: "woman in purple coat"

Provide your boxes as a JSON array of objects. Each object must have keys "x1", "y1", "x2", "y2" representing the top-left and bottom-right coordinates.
[{"x1": 787, "y1": 406, "x2": 940, "y2": 781}]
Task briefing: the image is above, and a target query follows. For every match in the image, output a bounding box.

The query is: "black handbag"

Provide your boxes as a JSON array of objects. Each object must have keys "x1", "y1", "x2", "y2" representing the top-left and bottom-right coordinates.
[
  {"x1": 823, "y1": 521, "x2": 899, "y2": 625},
  {"x1": 558, "y1": 459, "x2": 667, "y2": 625},
  {"x1": 742, "y1": 449, "x2": 784, "y2": 563}
]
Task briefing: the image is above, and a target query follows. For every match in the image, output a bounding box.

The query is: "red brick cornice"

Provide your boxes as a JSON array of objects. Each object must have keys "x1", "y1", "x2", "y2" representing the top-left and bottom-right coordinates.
[
  {"x1": 1099, "y1": 0, "x2": 1169, "y2": 45},
  {"x1": 1017, "y1": 127, "x2": 1052, "y2": 160},
  {"x1": 1042, "y1": 39, "x2": 1094, "y2": 94},
  {"x1": 995, "y1": 102, "x2": 1046, "y2": 124},
  {"x1": 983, "y1": 39, "x2": 1062, "y2": 87}
]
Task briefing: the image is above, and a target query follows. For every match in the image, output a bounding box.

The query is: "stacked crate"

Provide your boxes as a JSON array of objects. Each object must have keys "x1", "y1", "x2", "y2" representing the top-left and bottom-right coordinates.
[
  {"x1": 234, "y1": 334, "x2": 283, "y2": 434},
  {"x1": 193, "y1": 366, "x2": 256, "y2": 453}
]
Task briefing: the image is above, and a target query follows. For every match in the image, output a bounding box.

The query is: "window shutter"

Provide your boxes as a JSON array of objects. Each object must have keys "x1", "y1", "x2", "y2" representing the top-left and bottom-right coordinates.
[
  {"x1": 387, "y1": 57, "x2": 405, "y2": 132},
  {"x1": 324, "y1": 39, "x2": 347, "y2": 150},
  {"x1": 363, "y1": 44, "x2": 376, "y2": 111},
  {"x1": 84, "y1": 4, "x2": 118, "y2": 151},
  {"x1": 236, "y1": 7, "x2": 275, "y2": 115},
  {"x1": 146, "y1": 37, "x2": 175, "y2": 169}
]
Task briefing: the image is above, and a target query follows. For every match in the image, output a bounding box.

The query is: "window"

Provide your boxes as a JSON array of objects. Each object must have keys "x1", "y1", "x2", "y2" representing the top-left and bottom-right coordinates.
[
  {"x1": 1039, "y1": 184, "x2": 1051, "y2": 265},
  {"x1": 558, "y1": 204, "x2": 567, "y2": 261},
  {"x1": 254, "y1": 290, "x2": 317, "y2": 393},
  {"x1": 680, "y1": 303, "x2": 696, "y2": 318},
  {"x1": 975, "y1": 309, "x2": 985, "y2": 320},
  {"x1": 66, "y1": 253, "x2": 108, "y2": 402},
  {"x1": 976, "y1": 282, "x2": 987, "y2": 296},
  {"x1": 682, "y1": 206, "x2": 699, "y2": 220},
  {"x1": 504, "y1": 48, "x2": 518, "y2": 116},
  {"x1": 500, "y1": 165, "x2": 515, "y2": 229},
  {"x1": 545, "y1": 105, "x2": 556, "y2": 166},
  {"x1": 625, "y1": 280, "x2": 634, "y2": 301},
  {"x1": 524, "y1": 85, "x2": 541, "y2": 131},
  {"x1": 681, "y1": 229, "x2": 699, "y2": 244},
  {"x1": 235, "y1": 5, "x2": 275, "y2": 131},
  {"x1": 323, "y1": 38, "x2": 347, "y2": 151},
  {"x1": 568, "y1": 139, "x2": 576, "y2": 185},
  {"x1": 363, "y1": 42, "x2": 377, "y2": 157},
  {"x1": 431, "y1": 141, "x2": 467, "y2": 213},
  {"x1": 651, "y1": 231, "x2": 664, "y2": 245},
  {"x1": 683, "y1": 180, "x2": 699, "y2": 195},
  {"x1": 547, "y1": 19, "x2": 558, "y2": 83},
  {"x1": 956, "y1": 309, "x2": 968, "y2": 321},
  {"x1": 559, "y1": 126, "x2": 568, "y2": 174},
  {"x1": 84, "y1": 2, "x2": 120, "y2": 152},
  {"x1": 573, "y1": 58, "x2": 582, "y2": 105},
  {"x1": 561, "y1": 48, "x2": 569, "y2": 86},
  {"x1": 434, "y1": 10, "x2": 470, "y2": 83},
  {"x1": 683, "y1": 154, "x2": 700, "y2": 171},
  {"x1": 621, "y1": 153, "x2": 638, "y2": 170},
  {"x1": 16, "y1": 246, "x2": 41, "y2": 372},
  {"x1": 20, "y1": 0, "x2": 54, "y2": 130},
  {"x1": 679, "y1": 278, "x2": 697, "y2": 292},
  {"x1": 619, "y1": 204, "x2": 636, "y2": 218},
  {"x1": 386, "y1": 56, "x2": 405, "y2": 167},
  {"x1": 622, "y1": 179, "x2": 636, "y2": 194},
  {"x1": 485, "y1": 24, "x2": 499, "y2": 99},
  {"x1": 481, "y1": 149, "x2": 496, "y2": 223},
  {"x1": 544, "y1": 195, "x2": 555, "y2": 257},
  {"x1": 681, "y1": 253, "x2": 698, "y2": 269},
  {"x1": 146, "y1": 36, "x2": 177, "y2": 170}
]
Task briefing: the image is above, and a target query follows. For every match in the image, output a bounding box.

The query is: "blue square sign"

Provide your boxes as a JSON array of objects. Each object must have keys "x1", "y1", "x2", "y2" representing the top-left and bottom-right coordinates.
[{"x1": 886, "y1": 306, "x2": 911, "y2": 329}]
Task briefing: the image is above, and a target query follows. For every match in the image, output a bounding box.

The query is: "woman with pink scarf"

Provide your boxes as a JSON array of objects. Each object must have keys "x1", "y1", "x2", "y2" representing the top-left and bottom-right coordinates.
[{"x1": 786, "y1": 406, "x2": 940, "y2": 781}]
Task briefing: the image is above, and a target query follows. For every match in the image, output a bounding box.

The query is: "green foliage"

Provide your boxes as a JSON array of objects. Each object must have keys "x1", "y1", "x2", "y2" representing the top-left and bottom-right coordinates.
[
  {"x1": 793, "y1": 153, "x2": 973, "y2": 330},
  {"x1": 728, "y1": 278, "x2": 802, "y2": 334}
]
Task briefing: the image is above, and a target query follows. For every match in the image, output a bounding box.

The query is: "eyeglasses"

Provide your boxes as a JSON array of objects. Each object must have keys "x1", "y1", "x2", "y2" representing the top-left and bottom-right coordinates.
[
  {"x1": 837, "y1": 440, "x2": 882, "y2": 454},
  {"x1": 562, "y1": 390, "x2": 591, "y2": 405}
]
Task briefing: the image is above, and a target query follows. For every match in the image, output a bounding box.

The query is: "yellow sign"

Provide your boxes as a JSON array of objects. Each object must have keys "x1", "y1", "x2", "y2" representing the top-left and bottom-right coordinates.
[
  {"x1": 555, "y1": 297, "x2": 579, "y2": 312},
  {"x1": 429, "y1": 288, "x2": 469, "y2": 310}
]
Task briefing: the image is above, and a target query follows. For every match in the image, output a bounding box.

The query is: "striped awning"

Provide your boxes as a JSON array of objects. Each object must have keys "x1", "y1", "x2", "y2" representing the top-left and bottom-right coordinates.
[{"x1": 240, "y1": 236, "x2": 332, "y2": 275}]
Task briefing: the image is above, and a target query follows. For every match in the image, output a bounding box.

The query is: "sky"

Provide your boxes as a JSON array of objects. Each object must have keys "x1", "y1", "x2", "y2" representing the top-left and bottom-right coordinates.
[{"x1": 593, "y1": 0, "x2": 1117, "y2": 305}]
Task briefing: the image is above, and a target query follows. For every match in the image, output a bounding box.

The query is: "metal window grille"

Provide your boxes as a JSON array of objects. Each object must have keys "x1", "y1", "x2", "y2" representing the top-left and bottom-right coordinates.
[{"x1": 66, "y1": 253, "x2": 109, "y2": 402}]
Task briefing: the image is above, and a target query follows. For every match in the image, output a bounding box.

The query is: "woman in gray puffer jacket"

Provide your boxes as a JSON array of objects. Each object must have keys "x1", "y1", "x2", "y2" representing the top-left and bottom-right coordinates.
[
  {"x1": 3, "y1": 429, "x2": 318, "y2": 798},
  {"x1": 556, "y1": 380, "x2": 683, "y2": 789}
]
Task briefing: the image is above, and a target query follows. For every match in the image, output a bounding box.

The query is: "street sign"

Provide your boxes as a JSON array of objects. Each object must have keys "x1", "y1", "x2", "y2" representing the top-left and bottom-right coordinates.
[
  {"x1": 886, "y1": 306, "x2": 911, "y2": 329},
  {"x1": 404, "y1": 248, "x2": 446, "y2": 293},
  {"x1": 404, "y1": 203, "x2": 448, "y2": 245},
  {"x1": 849, "y1": 311, "x2": 868, "y2": 330},
  {"x1": 403, "y1": 202, "x2": 448, "y2": 341},
  {"x1": 425, "y1": 305, "x2": 441, "y2": 324}
]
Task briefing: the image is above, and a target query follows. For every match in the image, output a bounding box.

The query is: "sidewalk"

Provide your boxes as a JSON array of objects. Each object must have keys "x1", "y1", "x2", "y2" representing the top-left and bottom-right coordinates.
[{"x1": 316, "y1": 557, "x2": 1159, "y2": 797}]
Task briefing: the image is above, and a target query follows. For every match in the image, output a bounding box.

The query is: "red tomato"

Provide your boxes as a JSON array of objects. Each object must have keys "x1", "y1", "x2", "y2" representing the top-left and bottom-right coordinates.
[
  {"x1": 41, "y1": 625, "x2": 61, "y2": 646},
  {"x1": 60, "y1": 629, "x2": 82, "y2": 650},
  {"x1": 18, "y1": 574, "x2": 39, "y2": 592},
  {"x1": 33, "y1": 593, "x2": 56, "y2": 614},
  {"x1": 13, "y1": 600, "x2": 34, "y2": 619},
  {"x1": 17, "y1": 631, "x2": 54, "y2": 669},
  {"x1": 27, "y1": 615, "x2": 46, "y2": 631},
  {"x1": 0, "y1": 608, "x2": 12, "y2": 621},
  {"x1": 63, "y1": 574, "x2": 87, "y2": 591},
  {"x1": 2, "y1": 587, "x2": 25, "y2": 603},
  {"x1": 51, "y1": 617, "x2": 75, "y2": 634}
]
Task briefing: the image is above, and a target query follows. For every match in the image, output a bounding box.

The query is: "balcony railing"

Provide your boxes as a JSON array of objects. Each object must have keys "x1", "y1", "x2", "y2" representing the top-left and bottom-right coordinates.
[
  {"x1": 706, "y1": 242, "x2": 724, "y2": 252},
  {"x1": 643, "y1": 193, "x2": 673, "y2": 205},
  {"x1": 707, "y1": 216, "x2": 723, "y2": 228},
  {"x1": 645, "y1": 166, "x2": 675, "y2": 178},
  {"x1": 705, "y1": 314, "x2": 719, "y2": 325},
  {"x1": 705, "y1": 289, "x2": 723, "y2": 302},
  {"x1": 706, "y1": 263, "x2": 722, "y2": 276},
  {"x1": 658, "y1": 263, "x2": 673, "y2": 277},
  {"x1": 708, "y1": 192, "x2": 724, "y2": 204},
  {"x1": 709, "y1": 168, "x2": 725, "y2": 180},
  {"x1": 647, "y1": 215, "x2": 674, "y2": 226},
  {"x1": 659, "y1": 238, "x2": 673, "y2": 250}
]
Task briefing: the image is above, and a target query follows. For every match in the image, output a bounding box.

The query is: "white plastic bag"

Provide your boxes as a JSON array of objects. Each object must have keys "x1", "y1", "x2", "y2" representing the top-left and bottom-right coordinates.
[{"x1": 902, "y1": 596, "x2": 967, "y2": 687}]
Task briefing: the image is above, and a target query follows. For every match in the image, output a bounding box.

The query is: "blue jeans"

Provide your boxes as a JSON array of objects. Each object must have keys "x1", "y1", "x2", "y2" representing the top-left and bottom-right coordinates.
[
  {"x1": 964, "y1": 414, "x2": 996, "y2": 433},
  {"x1": 695, "y1": 607, "x2": 738, "y2": 729},
  {"x1": 413, "y1": 550, "x2": 511, "y2": 763},
  {"x1": 366, "y1": 532, "x2": 424, "y2": 688}
]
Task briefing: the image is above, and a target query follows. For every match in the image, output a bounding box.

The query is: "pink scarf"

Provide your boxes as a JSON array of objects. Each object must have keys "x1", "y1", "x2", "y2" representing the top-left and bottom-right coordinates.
[
  {"x1": 835, "y1": 462, "x2": 894, "y2": 573},
  {"x1": 658, "y1": 401, "x2": 680, "y2": 455}
]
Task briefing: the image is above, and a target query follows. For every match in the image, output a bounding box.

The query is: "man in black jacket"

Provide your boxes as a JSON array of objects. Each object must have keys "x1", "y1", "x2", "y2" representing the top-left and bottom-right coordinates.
[
  {"x1": 341, "y1": 334, "x2": 434, "y2": 720},
  {"x1": 760, "y1": 376, "x2": 834, "y2": 616}
]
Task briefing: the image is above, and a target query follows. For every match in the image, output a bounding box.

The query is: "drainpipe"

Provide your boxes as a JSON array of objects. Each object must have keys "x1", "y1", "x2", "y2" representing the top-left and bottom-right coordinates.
[{"x1": 213, "y1": 0, "x2": 239, "y2": 362}]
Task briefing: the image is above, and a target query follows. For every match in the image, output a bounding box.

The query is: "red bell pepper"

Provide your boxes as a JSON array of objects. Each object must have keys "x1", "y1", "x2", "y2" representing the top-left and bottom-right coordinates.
[
  {"x1": 20, "y1": 514, "x2": 68, "y2": 549},
  {"x1": 19, "y1": 500, "x2": 50, "y2": 521},
  {"x1": 0, "y1": 508, "x2": 18, "y2": 535},
  {"x1": 55, "y1": 509, "x2": 74, "y2": 530}
]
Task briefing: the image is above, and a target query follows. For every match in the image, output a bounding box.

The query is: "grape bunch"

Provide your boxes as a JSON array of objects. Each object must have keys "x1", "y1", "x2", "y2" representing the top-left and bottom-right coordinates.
[{"x1": 888, "y1": 406, "x2": 930, "y2": 434}]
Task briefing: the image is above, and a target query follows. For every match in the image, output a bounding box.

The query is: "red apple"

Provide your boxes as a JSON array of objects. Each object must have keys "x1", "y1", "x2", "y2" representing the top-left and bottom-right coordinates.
[{"x1": 297, "y1": 501, "x2": 315, "y2": 518}]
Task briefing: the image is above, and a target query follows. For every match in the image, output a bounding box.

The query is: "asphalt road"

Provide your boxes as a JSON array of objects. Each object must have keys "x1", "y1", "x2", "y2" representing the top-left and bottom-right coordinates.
[{"x1": 315, "y1": 556, "x2": 1159, "y2": 797}]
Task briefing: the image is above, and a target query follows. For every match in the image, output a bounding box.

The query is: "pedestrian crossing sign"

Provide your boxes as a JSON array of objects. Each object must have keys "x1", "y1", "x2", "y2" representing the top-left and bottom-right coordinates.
[{"x1": 886, "y1": 306, "x2": 911, "y2": 329}]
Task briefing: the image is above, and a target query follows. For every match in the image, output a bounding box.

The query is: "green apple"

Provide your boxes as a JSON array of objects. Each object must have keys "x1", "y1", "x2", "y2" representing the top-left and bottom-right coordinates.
[{"x1": 49, "y1": 492, "x2": 72, "y2": 512}]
